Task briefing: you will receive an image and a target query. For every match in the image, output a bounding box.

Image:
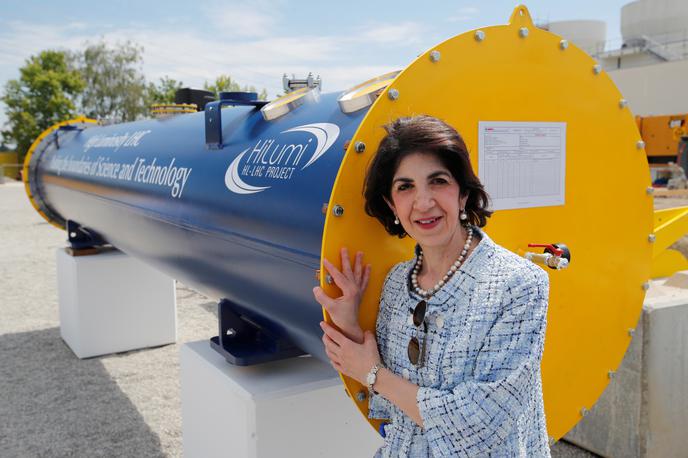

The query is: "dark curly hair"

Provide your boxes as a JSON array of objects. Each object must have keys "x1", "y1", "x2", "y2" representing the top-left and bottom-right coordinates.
[{"x1": 363, "y1": 115, "x2": 492, "y2": 237}]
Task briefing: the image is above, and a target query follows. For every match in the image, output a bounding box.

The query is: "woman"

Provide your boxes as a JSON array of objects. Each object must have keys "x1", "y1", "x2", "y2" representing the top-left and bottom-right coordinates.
[{"x1": 313, "y1": 116, "x2": 550, "y2": 457}]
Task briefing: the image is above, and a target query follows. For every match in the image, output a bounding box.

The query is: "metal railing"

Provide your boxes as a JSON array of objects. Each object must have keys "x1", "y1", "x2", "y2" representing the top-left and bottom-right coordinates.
[{"x1": 591, "y1": 29, "x2": 688, "y2": 61}]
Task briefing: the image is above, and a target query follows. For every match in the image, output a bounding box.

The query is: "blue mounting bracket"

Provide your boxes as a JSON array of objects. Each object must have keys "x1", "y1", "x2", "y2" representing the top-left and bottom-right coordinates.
[
  {"x1": 210, "y1": 298, "x2": 306, "y2": 366},
  {"x1": 204, "y1": 92, "x2": 269, "y2": 149}
]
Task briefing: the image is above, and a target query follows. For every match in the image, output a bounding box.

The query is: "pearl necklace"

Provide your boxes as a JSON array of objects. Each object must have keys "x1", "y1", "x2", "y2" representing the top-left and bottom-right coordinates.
[{"x1": 411, "y1": 226, "x2": 474, "y2": 298}]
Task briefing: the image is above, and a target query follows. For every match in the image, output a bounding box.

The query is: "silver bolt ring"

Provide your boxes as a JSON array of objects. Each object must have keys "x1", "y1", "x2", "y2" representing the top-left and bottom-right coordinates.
[
  {"x1": 474, "y1": 30, "x2": 485, "y2": 42},
  {"x1": 387, "y1": 88, "x2": 400, "y2": 101},
  {"x1": 354, "y1": 141, "x2": 366, "y2": 153}
]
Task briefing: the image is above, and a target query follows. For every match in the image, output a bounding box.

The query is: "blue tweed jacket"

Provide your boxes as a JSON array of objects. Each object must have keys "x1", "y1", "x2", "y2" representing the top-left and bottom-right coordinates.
[{"x1": 369, "y1": 226, "x2": 551, "y2": 457}]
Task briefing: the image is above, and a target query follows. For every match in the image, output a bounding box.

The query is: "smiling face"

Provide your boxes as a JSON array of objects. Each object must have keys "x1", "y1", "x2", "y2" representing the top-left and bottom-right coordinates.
[{"x1": 387, "y1": 152, "x2": 468, "y2": 251}]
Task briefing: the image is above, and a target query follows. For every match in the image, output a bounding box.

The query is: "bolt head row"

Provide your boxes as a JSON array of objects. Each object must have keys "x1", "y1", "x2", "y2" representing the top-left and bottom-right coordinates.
[
  {"x1": 387, "y1": 88, "x2": 399, "y2": 101},
  {"x1": 429, "y1": 50, "x2": 441, "y2": 62}
]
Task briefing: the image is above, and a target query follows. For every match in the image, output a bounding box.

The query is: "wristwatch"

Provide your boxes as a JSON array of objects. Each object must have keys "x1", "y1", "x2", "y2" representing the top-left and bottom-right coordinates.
[{"x1": 366, "y1": 363, "x2": 382, "y2": 394}]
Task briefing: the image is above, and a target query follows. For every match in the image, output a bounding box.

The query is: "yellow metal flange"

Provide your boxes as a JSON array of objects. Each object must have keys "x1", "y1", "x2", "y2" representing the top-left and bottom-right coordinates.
[
  {"x1": 321, "y1": 5, "x2": 652, "y2": 439},
  {"x1": 22, "y1": 116, "x2": 98, "y2": 229}
]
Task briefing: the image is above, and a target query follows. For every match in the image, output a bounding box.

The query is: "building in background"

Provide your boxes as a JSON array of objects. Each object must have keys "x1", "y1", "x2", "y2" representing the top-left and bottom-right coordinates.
[{"x1": 540, "y1": 0, "x2": 688, "y2": 116}]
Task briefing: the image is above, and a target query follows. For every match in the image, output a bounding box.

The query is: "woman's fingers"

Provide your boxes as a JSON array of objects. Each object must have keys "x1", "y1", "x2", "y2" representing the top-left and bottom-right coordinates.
[
  {"x1": 340, "y1": 247, "x2": 354, "y2": 280},
  {"x1": 322, "y1": 331, "x2": 340, "y2": 349},
  {"x1": 361, "y1": 264, "x2": 371, "y2": 293},
  {"x1": 329, "y1": 359, "x2": 343, "y2": 372},
  {"x1": 353, "y1": 251, "x2": 363, "y2": 284},
  {"x1": 322, "y1": 257, "x2": 350, "y2": 290},
  {"x1": 324, "y1": 344, "x2": 339, "y2": 362},
  {"x1": 320, "y1": 321, "x2": 346, "y2": 347},
  {"x1": 312, "y1": 287, "x2": 335, "y2": 312}
]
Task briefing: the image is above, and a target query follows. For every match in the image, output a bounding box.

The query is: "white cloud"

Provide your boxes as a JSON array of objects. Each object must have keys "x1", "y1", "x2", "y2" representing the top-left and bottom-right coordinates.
[
  {"x1": 355, "y1": 21, "x2": 425, "y2": 45},
  {"x1": 0, "y1": 21, "x2": 86, "y2": 68},
  {"x1": 302, "y1": 64, "x2": 402, "y2": 94},
  {"x1": 447, "y1": 6, "x2": 479, "y2": 22},
  {"x1": 0, "y1": 14, "x2": 421, "y2": 130},
  {"x1": 205, "y1": 2, "x2": 279, "y2": 38}
]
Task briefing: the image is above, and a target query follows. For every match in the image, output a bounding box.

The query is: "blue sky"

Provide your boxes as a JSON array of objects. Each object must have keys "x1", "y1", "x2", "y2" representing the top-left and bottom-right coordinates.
[{"x1": 1, "y1": 0, "x2": 632, "y2": 133}]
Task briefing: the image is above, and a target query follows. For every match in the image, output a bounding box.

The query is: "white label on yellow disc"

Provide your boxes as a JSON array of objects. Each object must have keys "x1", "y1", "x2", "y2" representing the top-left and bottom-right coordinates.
[{"x1": 478, "y1": 121, "x2": 566, "y2": 210}]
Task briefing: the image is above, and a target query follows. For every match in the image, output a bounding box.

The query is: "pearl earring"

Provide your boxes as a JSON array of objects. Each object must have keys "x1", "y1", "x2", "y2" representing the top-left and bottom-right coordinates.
[
  {"x1": 460, "y1": 209, "x2": 468, "y2": 221},
  {"x1": 394, "y1": 216, "x2": 399, "y2": 225}
]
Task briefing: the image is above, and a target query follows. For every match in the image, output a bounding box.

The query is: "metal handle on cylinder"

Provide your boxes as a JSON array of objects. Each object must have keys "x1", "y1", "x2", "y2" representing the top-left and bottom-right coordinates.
[{"x1": 204, "y1": 92, "x2": 268, "y2": 149}]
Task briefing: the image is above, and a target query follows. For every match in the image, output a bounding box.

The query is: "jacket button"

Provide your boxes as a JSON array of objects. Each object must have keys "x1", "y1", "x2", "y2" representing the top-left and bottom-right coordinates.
[{"x1": 436, "y1": 316, "x2": 445, "y2": 329}]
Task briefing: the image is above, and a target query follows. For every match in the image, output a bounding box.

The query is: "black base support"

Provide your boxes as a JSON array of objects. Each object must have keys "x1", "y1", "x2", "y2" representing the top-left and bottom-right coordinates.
[
  {"x1": 210, "y1": 299, "x2": 306, "y2": 366},
  {"x1": 66, "y1": 220, "x2": 108, "y2": 251}
]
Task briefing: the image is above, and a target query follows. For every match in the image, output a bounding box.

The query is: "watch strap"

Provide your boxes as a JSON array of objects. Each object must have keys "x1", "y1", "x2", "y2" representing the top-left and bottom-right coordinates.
[{"x1": 367, "y1": 363, "x2": 382, "y2": 394}]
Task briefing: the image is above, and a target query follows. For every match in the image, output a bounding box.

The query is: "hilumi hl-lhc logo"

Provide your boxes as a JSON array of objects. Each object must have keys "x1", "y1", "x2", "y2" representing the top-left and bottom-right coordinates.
[{"x1": 225, "y1": 123, "x2": 340, "y2": 195}]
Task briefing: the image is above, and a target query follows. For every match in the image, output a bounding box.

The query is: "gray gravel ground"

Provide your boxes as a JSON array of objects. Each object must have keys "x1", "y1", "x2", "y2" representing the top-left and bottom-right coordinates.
[{"x1": 0, "y1": 180, "x2": 597, "y2": 457}]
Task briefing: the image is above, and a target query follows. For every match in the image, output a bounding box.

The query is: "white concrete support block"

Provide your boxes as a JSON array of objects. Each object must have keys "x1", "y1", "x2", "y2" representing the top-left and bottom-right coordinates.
[
  {"x1": 180, "y1": 341, "x2": 384, "y2": 458},
  {"x1": 56, "y1": 248, "x2": 177, "y2": 358},
  {"x1": 565, "y1": 277, "x2": 688, "y2": 457}
]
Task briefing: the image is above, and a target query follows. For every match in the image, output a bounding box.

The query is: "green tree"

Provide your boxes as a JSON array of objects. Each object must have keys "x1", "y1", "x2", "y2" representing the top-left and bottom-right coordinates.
[
  {"x1": 147, "y1": 76, "x2": 183, "y2": 105},
  {"x1": 75, "y1": 40, "x2": 148, "y2": 123},
  {"x1": 1, "y1": 50, "x2": 85, "y2": 161},
  {"x1": 204, "y1": 74, "x2": 268, "y2": 100}
]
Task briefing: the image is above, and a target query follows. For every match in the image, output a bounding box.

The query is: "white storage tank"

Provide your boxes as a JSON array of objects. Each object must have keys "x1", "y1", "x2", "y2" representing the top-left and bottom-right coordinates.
[
  {"x1": 547, "y1": 20, "x2": 607, "y2": 54},
  {"x1": 622, "y1": 0, "x2": 688, "y2": 45}
]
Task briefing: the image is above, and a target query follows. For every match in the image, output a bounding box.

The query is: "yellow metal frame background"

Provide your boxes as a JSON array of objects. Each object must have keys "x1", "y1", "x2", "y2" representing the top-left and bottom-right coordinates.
[
  {"x1": 652, "y1": 206, "x2": 688, "y2": 277},
  {"x1": 321, "y1": 5, "x2": 653, "y2": 440}
]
